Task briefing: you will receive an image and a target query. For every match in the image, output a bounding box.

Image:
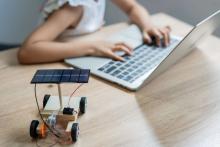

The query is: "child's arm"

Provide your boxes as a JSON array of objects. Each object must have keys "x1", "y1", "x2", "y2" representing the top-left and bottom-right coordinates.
[
  {"x1": 18, "y1": 5, "x2": 131, "y2": 64},
  {"x1": 112, "y1": 0, "x2": 171, "y2": 47}
]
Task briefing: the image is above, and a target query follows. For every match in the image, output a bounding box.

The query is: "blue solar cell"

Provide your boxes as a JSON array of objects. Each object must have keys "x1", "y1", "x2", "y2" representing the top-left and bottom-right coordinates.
[
  {"x1": 31, "y1": 70, "x2": 48, "y2": 83},
  {"x1": 80, "y1": 69, "x2": 90, "y2": 75},
  {"x1": 78, "y1": 69, "x2": 90, "y2": 83},
  {"x1": 41, "y1": 70, "x2": 54, "y2": 83},
  {"x1": 72, "y1": 69, "x2": 81, "y2": 75},
  {"x1": 63, "y1": 70, "x2": 72, "y2": 75},
  {"x1": 50, "y1": 70, "x2": 63, "y2": 83},
  {"x1": 35, "y1": 70, "x2": 47, "y2": 76},
  {"x1": 45, "y1": 70, "x2": 55, "y2": 75},
  {"x1": 60, "y1": 70, "x2": 72, "y2": 82},
  {"x1": 31, "y1": 75, "x2": 44, "y2": 83},
  {"x1": 53, "y1": 70, "x2": 63, "y2": 75},
  {"x1": 78, "y1": 76, "x2": 88, "y2": 83},
  {"x1": 50, "y1": 75, "x2": 61, "y2": 83},
  {"x1": 69, "y1": 69, "x2": 80, "y2": 82}
]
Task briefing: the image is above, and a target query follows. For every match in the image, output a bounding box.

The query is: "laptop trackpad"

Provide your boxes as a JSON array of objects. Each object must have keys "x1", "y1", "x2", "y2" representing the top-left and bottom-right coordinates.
[{"x1": 65, "y1": 57, "x2": 111, "y2": 70}]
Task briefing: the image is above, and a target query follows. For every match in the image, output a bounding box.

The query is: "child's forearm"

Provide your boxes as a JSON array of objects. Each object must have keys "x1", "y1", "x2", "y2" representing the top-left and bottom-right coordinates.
[
  {"x1": 128, "y1": 4, "x2": 153, "y2": 30},
  {"x1": 113, "y1": 0, "x2": 153, "y2": 30},
  {"x1": 18, "y1": 40, "x2": 93, "y2": 64},
  {"x1": 114, "y1": 0, "x2": 171, "y2": 46}
]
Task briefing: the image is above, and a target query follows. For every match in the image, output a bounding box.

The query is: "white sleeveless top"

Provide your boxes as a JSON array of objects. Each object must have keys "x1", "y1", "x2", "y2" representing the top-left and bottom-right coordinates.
[{"x1": 42, "y1": 0, "x2": 106, "y2": 37}]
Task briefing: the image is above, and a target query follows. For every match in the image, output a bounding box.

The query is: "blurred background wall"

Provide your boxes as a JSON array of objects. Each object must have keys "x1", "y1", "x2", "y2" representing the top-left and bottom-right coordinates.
[
  {"x1": 0, "y1": 0, "x2": 219, "y2": 48},
  {"x1": 0, "y1": 0, "x2": 43, "y2": 45}
]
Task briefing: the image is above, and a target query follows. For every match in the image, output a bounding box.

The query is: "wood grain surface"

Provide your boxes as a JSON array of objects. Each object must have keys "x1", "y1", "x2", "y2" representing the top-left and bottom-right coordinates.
[{"x1": 0, "y1": 13, "x2": 220, "y2": 147}]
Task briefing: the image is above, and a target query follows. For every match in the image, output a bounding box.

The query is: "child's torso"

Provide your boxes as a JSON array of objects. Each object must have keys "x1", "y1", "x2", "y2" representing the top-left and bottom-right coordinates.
[{"x1": 42, "y1": 0, "x2": 106, "y2": 37}]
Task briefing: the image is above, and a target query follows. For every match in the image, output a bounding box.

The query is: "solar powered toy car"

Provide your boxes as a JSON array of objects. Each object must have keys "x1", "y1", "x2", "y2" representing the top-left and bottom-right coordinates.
[{"x1": 29, "y1": 69, "x2": 90, "y2": 143}]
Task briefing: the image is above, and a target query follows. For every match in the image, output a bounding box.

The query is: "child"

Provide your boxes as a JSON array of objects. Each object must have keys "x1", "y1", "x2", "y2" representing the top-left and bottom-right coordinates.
[{"x1": 18, "y1": 0, "x2": 171, "y2": 64}]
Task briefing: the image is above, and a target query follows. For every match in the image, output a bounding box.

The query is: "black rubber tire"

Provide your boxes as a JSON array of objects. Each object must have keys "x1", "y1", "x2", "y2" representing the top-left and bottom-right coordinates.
[
  {"x1": 80, "y1": 97, "x2": 87, "y2": 114},
  {"x1": 43, "y1": 94, "x2": 50, "y2": 108},
  {"x1": 71, "y1": 123, "x2": 79, "y2": 142},
  {"x1": 30, "y1": 120, "x2": 39, "y2": 139}
]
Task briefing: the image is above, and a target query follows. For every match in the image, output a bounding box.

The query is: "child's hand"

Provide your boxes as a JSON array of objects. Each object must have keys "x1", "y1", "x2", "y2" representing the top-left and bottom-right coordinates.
[
  {"x1": 90, "y1": 41, "x2": 133, "y2": 61},
  {"x1": 143, "y1": 25, "x2": 171, "y2": 47}
]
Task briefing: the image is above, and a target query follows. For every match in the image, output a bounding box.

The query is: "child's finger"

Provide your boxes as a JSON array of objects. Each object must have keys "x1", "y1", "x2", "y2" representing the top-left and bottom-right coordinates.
[
  {"x1": 106, "y1": 50, "x2": 124, "y2": 61},
  {"x1": 159, "y1": 29, "x2": 169, "y2": 47},
  {"x1": 143, "y1": 31, "x2": 152, "y2": 44},
  {"x1": 165, "y1": 26, "x2": 171, "y2": 43},
  {"x1": 113, "y1": 45, "x2": 132, "y2": 55},
  {"x1": 116, "y1": 42, "x2": 133, "y2": 51},
  {"x1": 150, "y1": 29, "x2": 163, "y2": 46},
  {"x1": 165, "y1": 25, "x2": 172, "y2": 32}
]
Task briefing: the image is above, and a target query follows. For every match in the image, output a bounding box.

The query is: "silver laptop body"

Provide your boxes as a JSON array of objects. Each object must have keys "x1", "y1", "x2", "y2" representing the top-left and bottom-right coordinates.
[{"x1": 65, "y1": 10, "x2": 220, "y2": 91}]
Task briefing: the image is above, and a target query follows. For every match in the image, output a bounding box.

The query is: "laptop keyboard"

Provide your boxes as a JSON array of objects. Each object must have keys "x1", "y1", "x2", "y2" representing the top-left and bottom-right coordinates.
[{"x1": 98, "y1": 38, "x2": 180, "y2": 83}]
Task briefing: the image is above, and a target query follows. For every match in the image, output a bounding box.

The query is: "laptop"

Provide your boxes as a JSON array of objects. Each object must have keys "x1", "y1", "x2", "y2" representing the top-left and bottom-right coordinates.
[{"x1": 65, "y1": 10, "x2": 220, "y2": 91}]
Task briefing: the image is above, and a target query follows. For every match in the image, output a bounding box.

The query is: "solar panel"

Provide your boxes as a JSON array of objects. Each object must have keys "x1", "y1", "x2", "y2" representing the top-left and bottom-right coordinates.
[
  {"x1": 79, "y1": 69, "x2": 90, "y2": 83},
  {"x1": 31, "y1": 69, "x2": 90, "y2": 84}
]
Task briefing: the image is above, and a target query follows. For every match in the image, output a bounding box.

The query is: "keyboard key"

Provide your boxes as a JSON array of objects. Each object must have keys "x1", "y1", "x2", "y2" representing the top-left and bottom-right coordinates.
[
  {"x1": 117, "y1": 75, "x2": 124, "y2": 79},
  {"x1": 128, "y1": 68, "x2": 133, "y2": 72},
  {"x1": 137, "y1": 69, "x2": 143, "y2": 73},
  {"x1": 119, "y1": 67, "x2": 126, "y2": 71},
  {"x1": 124, "y1": 56, "x2": 131, "y2": 60},
  {"x1": 102, "y1": 64, "x2": 110, "y2": 70},
  {"x1": 122, "y1": 72, "x2": 129, "y2": 75},
  {"x1": 105, "y1": 66, "x2": 117, "y2": 73},
  {"x1": 111, "y1": 70, "x2": 121, "y2": 76},
  {"x1": 134, "y1": 71, "x2": 140, "y2": 75},
  {"x1": 125, "y1": 64, "x2": 131, "y2": 67},
  {"x1": 116, "y1": 62, "x2": 122, "y2": 66},
  {"x1": 98, "y1": 67, "x2": 105, "y2": 71},
  {"x1": 108, "y1": 61, "x2": 114, "y2": 65},
  {"x1": 138, "y1": 62, "x2": 144, "y2": 66},
  {"x1": 131, "y1": 71, "x2": 139, "y2": 76},
  {"x1": 132, "y1": 65, "x2": 138, "y2": 69},
  {"x1": 129, "y1": 61, "x2": 135, "y2": 64},
  {"x1": 123, "y1": 76, "x2": 133, "y2": 82}
]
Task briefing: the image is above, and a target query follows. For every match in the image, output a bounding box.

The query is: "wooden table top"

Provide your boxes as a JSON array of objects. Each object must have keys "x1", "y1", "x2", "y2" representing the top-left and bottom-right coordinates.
[{"x1": 0, "y1": 13, "x2": 220, "y2": 147}]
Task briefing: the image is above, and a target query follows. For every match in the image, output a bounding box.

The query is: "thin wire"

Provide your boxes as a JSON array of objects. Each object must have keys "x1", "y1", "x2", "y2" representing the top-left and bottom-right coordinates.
[
  {"x1": 36, "y1": 139, "x2": 57, "y2": 147},
  {"x1": 34, "y1": 84, "x2": 60, "y2": 138},
  {"x1": 35, "y1": 132, "x2": 58, "y2": 147},
  {"x1": 67, "y1": 84, "x2": 84, "y2": 106},
  {"x1": 34, "y1": 84, "x2": 72, "y2": 145}
]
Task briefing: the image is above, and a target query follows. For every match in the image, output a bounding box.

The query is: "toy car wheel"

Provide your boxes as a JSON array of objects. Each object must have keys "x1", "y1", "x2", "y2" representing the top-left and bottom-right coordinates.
[
  {"x1": 30, "y1": 120, "x2": 39, "y2": 139},
  {"x1": 71, "y1": 123, "x2": 79, "y2": 142},
  {"x1": 43, "y1": 94, "x2": 50, "y2": 108},
  {"x1": 80, "y1": 97, "x2": 87, "y2": 114}
]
